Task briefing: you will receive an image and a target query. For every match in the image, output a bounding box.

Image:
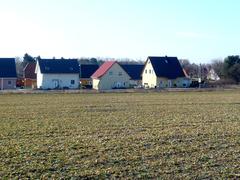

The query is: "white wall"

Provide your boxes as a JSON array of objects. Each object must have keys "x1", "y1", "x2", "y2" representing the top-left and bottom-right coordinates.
[
  {"x1": 37, "y1": 73, "x2": 79, "y2": 89},
  {"x1": 35, "y1": 61, "x2": 79, "y2": 89},
  {"x1": 37, "y1": 72, "x2": 43, "y2": 89},
  {"x1": 142, "y1": 59, "x2": 157, "y2": 88},
  {"x1": 92, "y1": 79, "x2": 100, "y2": 90}
]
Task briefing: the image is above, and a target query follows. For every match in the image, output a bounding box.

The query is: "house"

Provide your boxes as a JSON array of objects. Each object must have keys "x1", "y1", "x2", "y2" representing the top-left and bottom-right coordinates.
[
  {"x1": 35, "y1": 59, "x2": 80, "y2": 89},
  {"x1": 91, "y1": 61, "x2": 131, "y2": 90},
  {"x1": 120, "y1": 64, "x2": 144, "y2": 87},
  {"x1": 0, "y1": 58, "x2": 17, "y2": 90},
  {"x1": 142, "y1": 56, "x2": 191, "y2": 88},
  {"x1": 207, "y1": 68, "x2": 220, "y2": 81},
  {"x1": 80, "y1": 64, "x2": 99, "y2": 88},
  {"x1": 23, "y1": 63, "x2": 37, "y2": 89}
]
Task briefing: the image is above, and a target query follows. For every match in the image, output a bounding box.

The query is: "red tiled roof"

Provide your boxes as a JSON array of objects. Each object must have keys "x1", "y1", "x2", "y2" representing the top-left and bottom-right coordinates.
[
  {"x1": 91, "y1": 61, "x2": 116, "y2": 79},
  {"x1": 23, "y1": 63, "x2": 36, "y2": 79}
]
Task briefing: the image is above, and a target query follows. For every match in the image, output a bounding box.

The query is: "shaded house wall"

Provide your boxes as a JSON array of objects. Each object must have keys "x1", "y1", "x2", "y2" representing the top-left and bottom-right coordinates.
[
  {"x1": 120, "y1": 64, "x2": 144, "y2": 87},
  {"x1": 92, "y1": 62, "x2": 130, "y2": 90},
  {"x1": 0, "y1": 58, "x2": 17, "y2": 90},
  {"x1": 0, "y1": 78, "x2": 16, "y2": 90}
]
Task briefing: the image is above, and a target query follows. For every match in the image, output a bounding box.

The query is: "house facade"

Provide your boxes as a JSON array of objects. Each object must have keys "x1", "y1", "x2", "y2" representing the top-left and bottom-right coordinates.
[
  {"x1": 207, "y1": 68, "x2": 220, "y2": 81},
  {"x1": 23, "y1": 63, "x2": 37, "y2": 89},
  {"x1": 35, "y1": 59, "x2": 80, "y2": 89},
  {"x1": 0, "y1": 58, "x2": 17, "y2": 90},
  {"x1": 91, "y1": 61, "x2": 131, "y2": 90},
  {"x1": 120, "y1": 64, "x2": 144, "y2": 87},
  {"x1": 80, "y1": 64, "x2": 99, "y2": 88},
  {"x1": 142, "y1": 56, "x2": 191, "y2": 88}
]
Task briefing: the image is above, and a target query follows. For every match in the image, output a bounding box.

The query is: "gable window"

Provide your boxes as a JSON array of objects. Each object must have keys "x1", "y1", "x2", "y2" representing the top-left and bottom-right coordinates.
[
  {"x1": 149, "y1": 70, "x2": 151, "y2": 74},
  {"x1": 145, "y1": 70, "x2": 147, "y2": 74},
  {"x1": 118, "y1": 72, "x2": 122, "y2": 76},
  {"x1": 71, "y1": 80, "x2": 75, "y2": 85},
  {"x1": 109, "y1": 71, "x2": 113, "y2": 75}
]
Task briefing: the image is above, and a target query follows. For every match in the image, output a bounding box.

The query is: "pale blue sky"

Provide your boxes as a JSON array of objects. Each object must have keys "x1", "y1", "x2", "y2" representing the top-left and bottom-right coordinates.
[{"x1": 0, "y1": 0, "x2": 240, "y2": 63}]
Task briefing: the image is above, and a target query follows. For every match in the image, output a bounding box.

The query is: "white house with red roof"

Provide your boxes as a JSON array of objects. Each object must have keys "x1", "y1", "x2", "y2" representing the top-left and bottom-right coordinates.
[{"x1": 91, "y1": 61, "x2": 131, "y2": 90}]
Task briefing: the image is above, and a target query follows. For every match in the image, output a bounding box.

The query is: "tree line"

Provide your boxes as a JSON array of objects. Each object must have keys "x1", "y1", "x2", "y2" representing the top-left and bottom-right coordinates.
[{"x1": 15, "y1": 53, "x2": 240, "y2": 83}]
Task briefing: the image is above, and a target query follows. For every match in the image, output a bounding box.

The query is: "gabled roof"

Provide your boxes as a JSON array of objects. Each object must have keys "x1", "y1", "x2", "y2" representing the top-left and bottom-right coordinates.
[
  {"x1": 37, "y1": 59, "x2": 80, "y2": 74},
  {"x1": 146, "y1": 56, "x2": 185, "y2": 79},
  {"x1": 23, "y1": 63, "x2": 36, "y2": 79},
  {"x1": 120, "y1": 64, "x2": 144, "y2": 80},
  {"x1": 91, "y1": 61, "x2": 116, "y2": 78},
  {"x1": 80, "y1": 64, "x2": 99, "y2": 78},
  {"x1": 0, "y1": 58, "x2": 17, "y2": 78}
]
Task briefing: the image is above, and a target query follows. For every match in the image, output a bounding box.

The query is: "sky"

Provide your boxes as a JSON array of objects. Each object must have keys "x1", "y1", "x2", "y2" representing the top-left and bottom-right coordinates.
[{"x1": 0, "y1": 0, "x2": 240, "y2": 63}]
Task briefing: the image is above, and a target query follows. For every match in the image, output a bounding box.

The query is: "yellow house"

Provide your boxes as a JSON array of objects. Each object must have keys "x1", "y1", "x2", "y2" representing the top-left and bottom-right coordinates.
[
  {"x1": 142, "y1": 56, "x2": 191, "y2": 88},
  {"x1": 91, "y1": 61, "x2": 131, "y2": 90}
]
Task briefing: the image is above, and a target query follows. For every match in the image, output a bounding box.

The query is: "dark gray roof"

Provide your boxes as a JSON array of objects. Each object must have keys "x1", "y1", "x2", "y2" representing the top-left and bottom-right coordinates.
[
  {"x1": 80, "y1": 64, "x2": 99, "y2": 78},
  {"x1": 0, "y1": 58, "x2": 17, "y2": 78},
  {"x1": 38, "y1": 59, "x2": 80, "y2": 74},
  {"x1": 120, "y1": 64, "x2": 144, "y2": 80},
  {"x1": 147, "y1": 56, "x2": 185, "y2": 79}
]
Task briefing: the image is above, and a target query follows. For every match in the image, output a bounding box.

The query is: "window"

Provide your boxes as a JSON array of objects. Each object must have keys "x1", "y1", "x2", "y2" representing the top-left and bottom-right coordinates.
[
  {"x1": 149, "y1": 70, "x2": 151, "y2": 74},
  {"x1": 8, "y1": 81, "x2": 12, "y2": 85},
  {"x1": 145, "y1": 70, "x2": 147, "y2": 74},
  {"x1": 118, "y1": 72, "x2": 122, "y2": 76},
  {"x1": 71, "y1": 80, "x2": 75, "y2": 85},
  {"x1": 109, "y1": 71, "x2": 113, "y2": 75}
]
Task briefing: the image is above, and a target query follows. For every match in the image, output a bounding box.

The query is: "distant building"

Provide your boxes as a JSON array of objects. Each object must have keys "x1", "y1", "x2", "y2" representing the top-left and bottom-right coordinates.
[
  {"x1": 0, "y1": 58, "x2": 17, "y2": 90},
  {"x1": 120, "y1": 64, "x2": 144, "y2": 87},
  {"x1": 35, "y1": 59, "x2": 80, "y2": 89},
  {"x1": 23, "y1": 63, "x2": 37, "y2": 89},
  {"x1": 79, "y1": 64, "x2": 99, "y2": 88},
  {"x1": 207, "y1": 68, "x2": 220, "y2": 81},
  {"x1": 91, "y1": 61, "x2": 131, "y2": 90},
  {"x1": 142, "y1": 56, "x2": 191, "y2": 88}
]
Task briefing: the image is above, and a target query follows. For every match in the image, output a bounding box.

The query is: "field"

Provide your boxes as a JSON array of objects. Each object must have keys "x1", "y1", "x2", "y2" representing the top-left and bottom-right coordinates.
[{"x1": 0, "y1": 90, "x2": 239, "y2": 179}]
